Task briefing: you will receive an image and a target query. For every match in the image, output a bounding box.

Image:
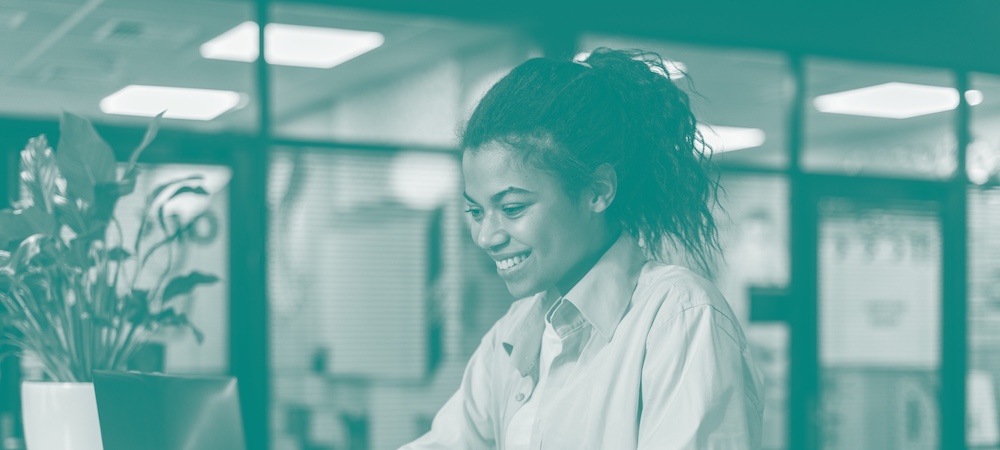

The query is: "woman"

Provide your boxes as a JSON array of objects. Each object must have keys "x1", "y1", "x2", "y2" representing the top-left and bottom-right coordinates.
[{"x1": 402, "y1": 48, "x2": 764, "y2": 449}]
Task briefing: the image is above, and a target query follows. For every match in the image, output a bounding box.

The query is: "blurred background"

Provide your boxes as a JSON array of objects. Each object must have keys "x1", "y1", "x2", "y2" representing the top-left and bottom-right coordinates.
[{"x1": 2, "y1": 0, "x2": 1000, "y2": 449}]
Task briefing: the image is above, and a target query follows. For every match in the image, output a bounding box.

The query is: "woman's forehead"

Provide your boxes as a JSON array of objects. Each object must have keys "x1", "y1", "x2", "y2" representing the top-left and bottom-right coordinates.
[{"x1": 462, "y1": 145, "x2": 560, "y2": 201}]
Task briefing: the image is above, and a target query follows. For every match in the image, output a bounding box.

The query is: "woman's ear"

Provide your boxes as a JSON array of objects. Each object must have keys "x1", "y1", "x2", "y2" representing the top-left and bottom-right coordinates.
[{"x1": 588, "y1": 163, "x2": 617, "y2": 213}]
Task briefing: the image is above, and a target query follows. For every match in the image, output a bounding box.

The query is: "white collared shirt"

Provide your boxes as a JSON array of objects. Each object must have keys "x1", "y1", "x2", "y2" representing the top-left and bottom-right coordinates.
[
  {"x1": 401, "y1": 234, "x2": 764, "y2": 450},
  {"x1": 504, "y1": 319, "x2": 561, "y2": 450}
]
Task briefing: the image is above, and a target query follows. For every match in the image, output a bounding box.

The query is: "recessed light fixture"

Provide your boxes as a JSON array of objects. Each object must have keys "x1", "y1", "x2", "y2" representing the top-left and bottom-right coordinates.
[
  {"x1": 697, "y1": 124, "x2": 766, "y2": 153},
  {"x1": 573, "y1": 51, "x2": 686, "y2": 78},
  {"x1": 100, "y1": 85, "x2": 243, "y2": 121},
  {"x1": 200, "y1": 21, "x2": 384, "y2": 68},
  {"x1": 814, "y1": 82, "x2": 984, "y2": 119}
]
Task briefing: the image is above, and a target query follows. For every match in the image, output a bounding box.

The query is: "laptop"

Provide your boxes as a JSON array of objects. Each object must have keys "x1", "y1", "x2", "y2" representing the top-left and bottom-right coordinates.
[{"x1": 93, "y1": 370, "x2": 247, "y2": 450}]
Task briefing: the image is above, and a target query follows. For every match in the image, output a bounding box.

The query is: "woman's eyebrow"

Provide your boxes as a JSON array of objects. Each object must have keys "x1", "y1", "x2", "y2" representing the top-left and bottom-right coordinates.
[{"x1": 463, "y1": 187, "x2": 532, "y2": 204}]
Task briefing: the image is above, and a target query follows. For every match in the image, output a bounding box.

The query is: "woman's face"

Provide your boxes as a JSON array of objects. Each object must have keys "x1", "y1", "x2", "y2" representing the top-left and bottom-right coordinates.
[{"x1": 462, "y1": 142, "x2": 610, "y2": 298}]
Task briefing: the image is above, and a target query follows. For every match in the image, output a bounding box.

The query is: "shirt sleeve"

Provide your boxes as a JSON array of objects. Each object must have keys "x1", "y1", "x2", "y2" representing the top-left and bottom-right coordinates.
[
  {"x1": 638, "y1": 303, "x2": 764, "y2": 450},
  {"x1": 399, "y1": 324, "x2": 499, "y2": 450}
]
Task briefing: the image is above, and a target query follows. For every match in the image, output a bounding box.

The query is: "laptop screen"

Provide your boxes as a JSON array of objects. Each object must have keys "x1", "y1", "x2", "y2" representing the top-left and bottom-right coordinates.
[{"x1": 93, "y1": 370, "x2": 247, "y2": 450}]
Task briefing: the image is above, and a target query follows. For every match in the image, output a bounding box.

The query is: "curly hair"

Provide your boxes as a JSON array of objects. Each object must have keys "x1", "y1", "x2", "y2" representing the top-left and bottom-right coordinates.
[{"x1": 460, "y1": 47, "x2": 722, "y2": 273}]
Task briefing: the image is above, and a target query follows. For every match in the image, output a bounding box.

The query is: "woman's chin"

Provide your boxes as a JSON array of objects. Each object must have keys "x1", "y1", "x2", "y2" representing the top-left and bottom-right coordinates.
[{"x1": 503, "y1": 280, "x2": 540, "y2": 299}]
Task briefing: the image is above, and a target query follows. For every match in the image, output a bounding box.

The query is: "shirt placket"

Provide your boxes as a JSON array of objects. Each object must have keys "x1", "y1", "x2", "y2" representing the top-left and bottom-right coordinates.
[
  {"x1": 499, "y1": 298, "x2": 546, "y2": 449},
  {"x1": 527, "y1": 306, "x2": 590, "y2": 450},
  {"x1": 500, "y1": 366, "x2": 538, "y2": 449}
]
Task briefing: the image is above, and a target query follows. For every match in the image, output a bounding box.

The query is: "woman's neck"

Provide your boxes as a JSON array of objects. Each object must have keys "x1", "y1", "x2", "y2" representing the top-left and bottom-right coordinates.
[{"x1": 554, "y1": 223, "x2": 622, "y2": 297}]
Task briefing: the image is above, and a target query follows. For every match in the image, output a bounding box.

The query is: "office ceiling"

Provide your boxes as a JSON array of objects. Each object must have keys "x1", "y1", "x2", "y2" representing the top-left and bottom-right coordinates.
[
  {"x1": 0, "y1": 0, "x2": 511, "y2": 133},
  {"x1": 1, "y1": 0, "x2": 998, "y2": 172},
  {"x1": 315, "y1": 0, "x2": 1000, "y2": 75}
]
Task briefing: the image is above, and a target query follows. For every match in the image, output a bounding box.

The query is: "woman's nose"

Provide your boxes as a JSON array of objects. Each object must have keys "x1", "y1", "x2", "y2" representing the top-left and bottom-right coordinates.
[{"x1": 476, "y1": 214, "x2": 509, "y2": 250}]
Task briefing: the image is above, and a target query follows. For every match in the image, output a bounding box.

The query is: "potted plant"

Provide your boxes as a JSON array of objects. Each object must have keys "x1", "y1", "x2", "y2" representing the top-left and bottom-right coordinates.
[{"x1": 0, "y1": 112, "x2": 219, "y2": 450}]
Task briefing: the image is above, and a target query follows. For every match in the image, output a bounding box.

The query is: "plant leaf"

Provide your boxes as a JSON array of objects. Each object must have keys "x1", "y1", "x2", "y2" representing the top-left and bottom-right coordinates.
[
  {"x1": 138, "y1": 176, "x2": 204, "y2": 238},
  {"x1": 52, "y1": 194, "x2": 89, "y2": 234},
  {"x1": 154, "y1": 309, "x2": 204, "y2": 344},
  {"x1": 0, "y1": 207, "x2": 57, "y2": 249},
  {"x1": 162, "y1": 271, "x2": 219, "y2": 304},
  {"x1": 116, "y1": 166, "x2": 141, "y2": 198},
  {"x1": 127, "y1": 111, "x2": 163, "y2": 170},
  {"x1": 66, "y1": 236, "x2": 92, "y2": 269},
  {"x1": 110, "y1": 112, "x2": 162, "y2": 200},
  {"x1": 156, "y1": 185, "x2": 209, "y2": 234},
  {"x1": 91, "y1": 181, "x2": 123, "y2": 231},
  {"x1": 145, "y1": 175, "x2": 204, "y2": 209},
  {"x1": 19, "y1": 135, "x2": 66, "y2": 215},
  {"x1": 123, "y1": 290, "x2": 150, "y2": 325},
  {"x1": 189, "y1": 323, "x2": 205, "y2": 344},
  {"x1": 2, "y1": 234, "x2": 48, "y2": 273},
  {"x1": 30, "y1": 235, "x2": 62, "y2": 268},
  {"x1": 56, "y1": 112, "x2": 117, "y2": 204},
  {"x1": 168, "y1": 185, "x2": 209, "y2": 200},
  {"x1": 85, "y1": 314, "x2": 114, "y2": 329},
  {"x1": 107, "y1": 247, "x2": 132, "y2": 261}
]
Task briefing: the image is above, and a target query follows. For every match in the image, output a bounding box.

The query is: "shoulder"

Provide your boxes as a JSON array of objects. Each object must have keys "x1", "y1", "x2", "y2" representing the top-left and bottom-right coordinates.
[
  {"x1": 634, "y1": 261, "x2": 744, "y2": 344},
  {"x1": 635, "y1": 261, "x2": 727, "y2": 313}
]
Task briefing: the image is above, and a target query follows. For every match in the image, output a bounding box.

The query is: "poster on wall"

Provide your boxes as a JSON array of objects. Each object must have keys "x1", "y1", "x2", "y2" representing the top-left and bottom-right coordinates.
[{"x1": 818, "y1": 200, "x2": 941, "y2": 369}]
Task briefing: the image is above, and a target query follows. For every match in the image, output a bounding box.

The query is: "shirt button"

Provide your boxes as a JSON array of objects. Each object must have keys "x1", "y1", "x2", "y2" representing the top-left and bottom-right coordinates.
[{"x1": 515, "y1": 393, "x2": 525, "y2": 402}]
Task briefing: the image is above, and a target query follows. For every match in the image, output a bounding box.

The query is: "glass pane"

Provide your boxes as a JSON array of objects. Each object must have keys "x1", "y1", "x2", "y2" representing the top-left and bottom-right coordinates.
[
  {"x1": 804, "y1": 59, "x2": 956, "y2": 179},
  {"x1": 268, "y1": 147, "x2": 467, "y2": 450},
  {"x1": 579, "y1": 35, "x2": 791, "y2": 169},
  {"x1": 818, "y1": 198, "x2": 941, "y2": 450},
  {"x1": 968, "y1": 186, "x2": 1000, "y2": 449},
  {"x1": 270, "y1": 3, "x2": 530, "y2": 147},
  {"x1": 968, "y1": 73, "x2": 1000, "y2": 185},
  {"x1": 0, "y1": 0, "x2": 257, "y2": 132},
  {"x1": 714, "y1": 173, "x2": 790, "y2": 450}
]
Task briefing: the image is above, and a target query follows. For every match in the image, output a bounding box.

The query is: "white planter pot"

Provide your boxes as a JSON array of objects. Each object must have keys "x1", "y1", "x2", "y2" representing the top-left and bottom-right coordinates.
[{"x1": 21, "y1": 381, "x2": 104, "y2": 450}]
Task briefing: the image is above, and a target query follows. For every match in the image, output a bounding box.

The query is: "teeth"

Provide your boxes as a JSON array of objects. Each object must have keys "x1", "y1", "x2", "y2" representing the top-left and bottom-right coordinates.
[{"x1": 496, "y1": 254, "x2": 527, "y2": 270}]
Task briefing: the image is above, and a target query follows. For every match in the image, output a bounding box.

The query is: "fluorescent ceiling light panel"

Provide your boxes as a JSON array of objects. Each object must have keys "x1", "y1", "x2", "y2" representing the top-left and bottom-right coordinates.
[
  {"x1": 814, "y1": 82, "x2": 983, "y2": 119},
  {"x1": 966, "y1": 90, "x2": 984, "y2": 106},
  {"x1": 200, "y1": 21, "x2": 384, "y2": 68},
  {"x1": 200, "y1": 21, "x2": 257, "y2": 62},
  {"x1": 697, "y1": 124, "x2": 766, "y2": 153},
  {"x1": 100, "y1": 85, "x2": 242, "y2": 121},
  {"x1": 573, "y1": 51, "x2": 686, "y2": 78}
]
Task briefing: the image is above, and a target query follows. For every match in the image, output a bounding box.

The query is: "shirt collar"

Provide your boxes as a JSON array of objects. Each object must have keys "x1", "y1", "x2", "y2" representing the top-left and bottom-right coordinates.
[
  {"x1": 556, "y1": 232, "x2": 648, "y2": 342},
  {"x1": 500, "y1": 233, "x2": 648, "y2": 376}
]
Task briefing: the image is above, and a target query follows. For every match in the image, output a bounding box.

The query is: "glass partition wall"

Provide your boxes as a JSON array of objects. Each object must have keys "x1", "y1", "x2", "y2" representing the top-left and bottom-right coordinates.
[
  {"x1": 262, "y1": 4, "x2": 531, "y2": 448},
  {"x1": 968, "y1": 73, "x2": 1000, "y2": 450},
  {"x1": 0, "y1": 1, "x2": 997, "y2": 450},
  {"x1": 803, "y1": 58, "x2": 959, "y2": 450}
]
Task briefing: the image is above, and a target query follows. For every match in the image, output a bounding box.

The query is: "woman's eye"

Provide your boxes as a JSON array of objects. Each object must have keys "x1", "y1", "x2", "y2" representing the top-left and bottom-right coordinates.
[
  {"x1": 502, "y1": 205, "x2": 526, "y2": 217},
  {"x1": 464, "y1": 207, "x2": 484, "y2": 221}
]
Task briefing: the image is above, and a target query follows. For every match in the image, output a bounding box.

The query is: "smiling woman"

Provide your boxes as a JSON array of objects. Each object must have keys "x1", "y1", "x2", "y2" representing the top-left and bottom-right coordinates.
[
  {"x1": 402, "y1": 48, "x2": 765, "y2": 450},
  {"x1": 462, "y1": 143, "x2": 619, "y2": 299}
]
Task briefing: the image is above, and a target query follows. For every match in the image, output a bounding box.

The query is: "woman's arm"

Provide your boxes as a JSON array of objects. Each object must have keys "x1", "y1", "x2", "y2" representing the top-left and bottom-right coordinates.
[
  {"x1": 638, "y1": 303, "x2": 764, "y2": 450},
  {"x1": 399, "y1": 325, "x2": 499, "y2": 450}
]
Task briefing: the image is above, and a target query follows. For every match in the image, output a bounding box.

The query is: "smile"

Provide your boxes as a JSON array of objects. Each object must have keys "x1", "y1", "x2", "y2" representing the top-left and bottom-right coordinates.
[{"x1": 496, "y1": 252, "x2": 530, "y2": 271}]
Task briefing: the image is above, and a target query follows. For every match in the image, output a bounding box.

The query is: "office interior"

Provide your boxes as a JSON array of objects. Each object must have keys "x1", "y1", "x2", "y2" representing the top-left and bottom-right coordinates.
[{"x1": 1, "y1": 0, "x2": 1000, "y2": 449}]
